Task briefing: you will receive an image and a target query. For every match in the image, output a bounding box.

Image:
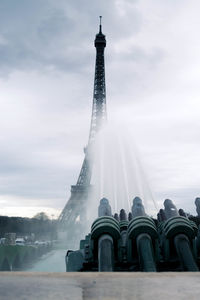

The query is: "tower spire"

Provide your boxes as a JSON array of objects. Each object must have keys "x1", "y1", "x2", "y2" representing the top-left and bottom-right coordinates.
[
  {"x1": 58, "y1": 21, "x2": 107, "y2": 247},
  {"x1": 99, "y1": 16, "x2": 102, "y2": 33}
]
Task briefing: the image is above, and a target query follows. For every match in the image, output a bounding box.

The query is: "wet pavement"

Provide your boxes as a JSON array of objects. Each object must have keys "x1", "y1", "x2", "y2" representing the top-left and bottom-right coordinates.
[{"x1": 0, "y1": 272, "x2": 200, "y2": 300}]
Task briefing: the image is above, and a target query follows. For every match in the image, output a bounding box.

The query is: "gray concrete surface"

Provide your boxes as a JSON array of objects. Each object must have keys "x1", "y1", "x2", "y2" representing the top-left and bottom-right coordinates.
[{"x1": 0, "y1": 272, "x2": 200, "y2": 299}]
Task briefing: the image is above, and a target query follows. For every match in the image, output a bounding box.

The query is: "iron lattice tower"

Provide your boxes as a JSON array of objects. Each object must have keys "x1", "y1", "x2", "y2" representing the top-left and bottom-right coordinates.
[{"x1": 58, "y1": 18, "x2": 107, "y2": 241}]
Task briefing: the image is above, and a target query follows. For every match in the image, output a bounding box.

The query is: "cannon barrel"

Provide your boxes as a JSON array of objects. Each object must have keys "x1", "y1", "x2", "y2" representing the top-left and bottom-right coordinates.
[
  {"x1": 179, "y1": 208, "x2": 187, "y2": 217},
  {"x1": 98, "y1": 234, "x2": 114, "y2": 271},
  {"x1": 119, "y1": 209, "x2": 127, "y2": 221},
  {"x1": 137, "y1": 233, "x2": 157, "y2": 272},
  {"x1": 128, "y1": 212, "x2": 132, "y2": 221},
  {"x1": 174, "y1": 234, "x2": 199, "y2": 271},
  {"x1": 114, "y1": 213, "x2": 119, "y2": 221},
  {"x1": 160, "y1": 199, "x2": 199, "y2": 271},
  {"x1": 128, "y1": 197, "x2": 157, "y2": 272},
  {"x1": 92, "y1": 199, "x2": 120, "y2": 272},
  {"x1": 164, "y1": 199, "x2": 179, "y2": 218},
  {"x1": 91, "y1": 216, "x2": 120, "y2": 271},
  {"x1": 195, "y1": 197, "x2": 200, "y2": 217},
  {"x1": 131, "y1": 196, "x2": 146, "y2": 218},
  {"x1": 98, "y1": 198, "x2": 112, "y2": 217}
]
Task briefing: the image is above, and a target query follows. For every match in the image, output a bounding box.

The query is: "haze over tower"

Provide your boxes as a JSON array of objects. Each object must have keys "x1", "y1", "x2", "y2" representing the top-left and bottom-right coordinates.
[{"x1": 58, "y1": 17, "x2": 107, "y2": 245}]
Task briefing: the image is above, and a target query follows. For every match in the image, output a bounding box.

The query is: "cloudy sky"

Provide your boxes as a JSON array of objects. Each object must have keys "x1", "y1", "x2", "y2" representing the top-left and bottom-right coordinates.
[{"x1": 0, "y1": 0, "x2": 200, "y2": 218}]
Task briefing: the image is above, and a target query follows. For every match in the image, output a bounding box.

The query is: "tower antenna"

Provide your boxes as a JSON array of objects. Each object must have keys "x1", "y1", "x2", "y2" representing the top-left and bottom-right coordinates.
[{"x1": 99, "y1": 16, "x2": 102, "y2": 33}]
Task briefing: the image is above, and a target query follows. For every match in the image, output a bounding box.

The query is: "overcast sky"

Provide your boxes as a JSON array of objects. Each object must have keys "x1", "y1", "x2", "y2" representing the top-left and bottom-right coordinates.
[{"x1": 0, "y1": 0, "x2": 200, "y2": 218}]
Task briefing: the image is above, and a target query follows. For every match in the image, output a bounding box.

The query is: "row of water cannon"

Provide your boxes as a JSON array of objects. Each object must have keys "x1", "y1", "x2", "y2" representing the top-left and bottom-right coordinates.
[{"x1": 66, "y1": 197, "x2": 200, "y2": 272}]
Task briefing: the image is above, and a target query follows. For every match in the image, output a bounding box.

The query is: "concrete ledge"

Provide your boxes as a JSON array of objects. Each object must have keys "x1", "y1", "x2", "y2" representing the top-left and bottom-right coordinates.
[{"x1": 0, "y1": 272, "x2": 200, "y2": 299}]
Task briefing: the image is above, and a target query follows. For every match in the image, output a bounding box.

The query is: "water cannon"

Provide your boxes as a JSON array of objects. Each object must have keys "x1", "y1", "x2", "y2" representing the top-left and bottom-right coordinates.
[
  {"x1": 195, "y1": 197, "x2": 200, "y2": 217},
  {"x1": 91, "y1": 199, "x2": 120, "y2": 271},
  {"x1": 158, "y1": 199, "x2": 198, "y2": 271},
  {"x1": 127, "y1": 197, "x2": 158, "y2": 271},
  {"x1": 119, "y1": 209, "x2": 129, "y2": 231},
  {"x1": 113, "y1": 213, "x2": 119, "y2": 221},
  {"x1": 66, "y1": 197, "x2": 200, "y2": 272},
  {"x1": 98, "y1": 198, "x2": 112, "y2": 217},
  {"x1": 131, "y1": 196, "x2": 146, "y2": 218}
]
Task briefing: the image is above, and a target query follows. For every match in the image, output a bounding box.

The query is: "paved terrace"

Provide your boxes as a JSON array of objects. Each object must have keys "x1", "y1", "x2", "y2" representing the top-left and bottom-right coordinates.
[{"x1": 0, "y1": 272, "x2": 200, "y2": 299}]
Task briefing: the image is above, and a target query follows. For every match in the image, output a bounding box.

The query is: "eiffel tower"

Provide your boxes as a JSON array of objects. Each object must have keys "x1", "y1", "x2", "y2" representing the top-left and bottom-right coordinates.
[{"x1": 58, "y1": 17, "x2": 107, "y2": 245}]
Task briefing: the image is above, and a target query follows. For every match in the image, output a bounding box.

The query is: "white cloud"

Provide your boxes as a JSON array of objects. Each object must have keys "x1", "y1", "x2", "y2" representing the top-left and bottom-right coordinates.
[{"x1": 0, "y1": 0, "x2": 200, "y2": 217}]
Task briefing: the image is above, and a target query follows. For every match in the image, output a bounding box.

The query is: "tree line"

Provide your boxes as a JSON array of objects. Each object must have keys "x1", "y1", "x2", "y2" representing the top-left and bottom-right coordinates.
[{"x1": 0, "y1": 213, "x2": 57, "y2": 240}]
